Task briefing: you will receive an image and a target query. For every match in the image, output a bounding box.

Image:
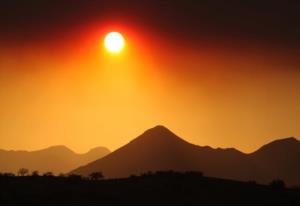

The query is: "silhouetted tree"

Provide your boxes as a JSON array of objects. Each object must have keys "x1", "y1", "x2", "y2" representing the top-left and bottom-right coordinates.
[
  {"x1": 43, "y1": 172, "x2": 54, "y2": 177},
  {"x1": 3, "y1": 172, "x2": 15, "y2": 177},
  {"x1": 270, "y1": 179, "x2": 286, "y2": 190},
  {"x1": 31, "y1": 170, "x2": 39, "y2": 177},
  {"x1": 141, "y1": 171, "x2": 154, "y2": 177},
  {"x1": 58, "y1": 173, "x2": 66, "y2": 178},
  {"x1": 89, "y1": 172, "x2": 104, "y2": 181},
  {"x1": 67, "y1": 174, "x2": 82, "y2": 182},
  {"x1": 18, "y1": 168, "x2": 29, "y2": 176}
]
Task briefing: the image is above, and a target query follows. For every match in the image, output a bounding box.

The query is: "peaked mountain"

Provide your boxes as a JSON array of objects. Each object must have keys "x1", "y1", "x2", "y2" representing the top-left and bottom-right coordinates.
[
  {"x1": 0, "y1": 145, "x2": 110, "y2": 174},
  {"x1": 71, "y1": 126, "x2": 300, "y2": 186}
]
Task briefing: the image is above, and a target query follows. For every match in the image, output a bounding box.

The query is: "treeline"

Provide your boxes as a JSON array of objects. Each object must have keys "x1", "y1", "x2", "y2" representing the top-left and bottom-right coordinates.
[
  {"x1": 0, "y1": 168, "x2": 104, "y2": 181},
  {"x1": 0, "y1": 170, "x2": 299, "y2": 206},
  {"x1": 0, "y1": 169, "x2": 293, "y2": 190}
]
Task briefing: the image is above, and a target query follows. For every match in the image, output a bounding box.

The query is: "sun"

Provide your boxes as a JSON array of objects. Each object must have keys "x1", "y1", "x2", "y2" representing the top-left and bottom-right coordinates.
[{"x1": 104, "y1": 32, "x2": 125, "y2": 53}]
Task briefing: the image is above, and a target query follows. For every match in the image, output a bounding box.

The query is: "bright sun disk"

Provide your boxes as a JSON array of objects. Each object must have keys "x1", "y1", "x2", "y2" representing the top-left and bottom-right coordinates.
[{"x1": 104, "y1": 32, "x2": 125, "y2": 53}]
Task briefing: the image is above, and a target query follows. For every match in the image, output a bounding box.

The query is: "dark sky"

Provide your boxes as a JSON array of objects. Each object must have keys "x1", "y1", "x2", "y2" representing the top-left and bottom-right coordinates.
[{"x1": 1, "y1": 0, "x2": 300, "y2": 49}]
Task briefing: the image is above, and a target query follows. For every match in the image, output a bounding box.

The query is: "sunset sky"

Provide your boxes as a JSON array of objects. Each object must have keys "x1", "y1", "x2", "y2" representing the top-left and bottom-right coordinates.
[{"x1": 0, "y1": 1, "x2": 300, "y2": 153}]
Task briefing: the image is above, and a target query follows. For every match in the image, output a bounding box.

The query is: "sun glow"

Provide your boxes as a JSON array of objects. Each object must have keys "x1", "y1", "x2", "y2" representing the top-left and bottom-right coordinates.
[{"x1": 104, "y1": 32, "x2": 125, "y2": 53}]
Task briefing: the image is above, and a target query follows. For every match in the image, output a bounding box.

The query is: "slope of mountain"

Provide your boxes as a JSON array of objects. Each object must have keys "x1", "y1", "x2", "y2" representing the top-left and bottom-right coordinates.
[
  {"x1": 71, "y1": 126, "x2": 300, "y2": 186},
  {"x1": 0, "y1": 146, "x2": 110, "y2": 174},
  {"x1": 71, "y1": 126, "x2": 251, "y2": 179},
  {"x1": 249, "y1": 137, "x2": 300, "y2": 186}
]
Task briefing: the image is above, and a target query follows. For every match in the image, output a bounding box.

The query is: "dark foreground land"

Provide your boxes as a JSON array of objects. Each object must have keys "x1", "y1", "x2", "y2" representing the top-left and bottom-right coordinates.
[{"x1": 0, "y1": 172, "x2": 299, "y2": 206}]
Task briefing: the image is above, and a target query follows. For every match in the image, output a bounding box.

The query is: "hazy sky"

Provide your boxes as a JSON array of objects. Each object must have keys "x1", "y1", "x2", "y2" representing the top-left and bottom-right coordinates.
[{"x1": 0, "y1": 1, "x2": 300, "y2": 153}]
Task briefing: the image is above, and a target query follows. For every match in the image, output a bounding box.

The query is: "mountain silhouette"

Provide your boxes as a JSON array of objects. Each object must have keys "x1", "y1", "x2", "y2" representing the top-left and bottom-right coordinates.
[
  {"x1": 249, "y1": 137, "x2": 300, "y2": 185},
  {"x1": 0, "y1": 145, "x2": 110, "y2": 174},
  {"x1": 71, "y1": 126, "x2": 300, "y2": 186}
]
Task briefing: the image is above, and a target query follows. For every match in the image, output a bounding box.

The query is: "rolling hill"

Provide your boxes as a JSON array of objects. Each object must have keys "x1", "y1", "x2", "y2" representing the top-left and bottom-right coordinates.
[{"x1": 0, "y1": 145, "x2": 110, "y2": 174}]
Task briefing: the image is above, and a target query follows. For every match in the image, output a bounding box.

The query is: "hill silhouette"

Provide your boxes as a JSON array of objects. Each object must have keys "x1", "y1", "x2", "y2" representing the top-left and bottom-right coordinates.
[
  {"x1": 0, "y1": 145, "x2": 110, "y2": 174},
  {"x1": 71, "y1": 125, "x2": 300, "y2": 186}
]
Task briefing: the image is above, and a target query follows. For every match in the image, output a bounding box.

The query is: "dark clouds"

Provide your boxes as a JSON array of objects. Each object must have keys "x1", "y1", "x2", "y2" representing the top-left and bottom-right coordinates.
[{"x1": 1, "y1": 0, "x2": 300, "y2": 48}]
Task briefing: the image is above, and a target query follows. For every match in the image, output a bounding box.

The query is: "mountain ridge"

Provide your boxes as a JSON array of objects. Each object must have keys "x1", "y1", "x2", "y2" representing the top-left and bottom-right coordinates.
[
  {"x1": 0, "y1": 145, "x2": 110, "y2": 174},
  {"x1": 71, "y1": 125, "x2": 300, "y2": 186}
]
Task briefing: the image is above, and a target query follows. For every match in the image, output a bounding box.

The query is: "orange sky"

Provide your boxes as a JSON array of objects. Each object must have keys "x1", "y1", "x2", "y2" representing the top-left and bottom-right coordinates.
[{"x1": 0, "y1": 22, "x2": 300, "y2": 154}]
